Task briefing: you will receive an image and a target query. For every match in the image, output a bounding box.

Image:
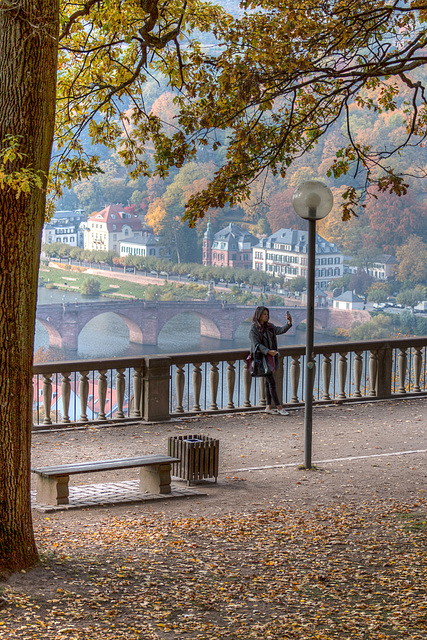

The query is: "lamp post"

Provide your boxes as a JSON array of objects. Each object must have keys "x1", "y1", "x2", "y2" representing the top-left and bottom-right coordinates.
[{"x1": 292, "y1": 181, "x2": 333, "y2": 469}]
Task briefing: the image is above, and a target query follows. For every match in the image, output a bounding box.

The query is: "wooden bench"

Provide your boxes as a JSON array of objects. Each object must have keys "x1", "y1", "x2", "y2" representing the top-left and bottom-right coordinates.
[{"x1": 31, "y1": 454, "x2": 180, "y2": 506}]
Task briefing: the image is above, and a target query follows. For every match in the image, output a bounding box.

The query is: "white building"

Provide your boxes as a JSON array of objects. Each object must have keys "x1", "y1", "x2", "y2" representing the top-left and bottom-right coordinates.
[
  {"x1": 347, "y1": 254, "x2": 397, "y2": 281},
  {"x1": 42, "y1": 209, "x2": 85, "y2": 247},
  {"x1": 120, "y1": 233, "x2": 162, "y2": 259},
  {"x1": 333, "y1": 291, "x2": 365, "y2": 310},
  {"x1": 368, "y1": 255, "x2": 397, "y2": 280},
  {"x1": 253, "y1": 228, "x2": 347, "y2": 289},
  {"x1": 84, "y1": 204, "x2": 144, "y2": 253}
]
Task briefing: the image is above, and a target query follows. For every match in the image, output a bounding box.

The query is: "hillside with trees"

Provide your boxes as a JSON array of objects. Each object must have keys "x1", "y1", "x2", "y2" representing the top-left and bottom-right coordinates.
[{"x1": 56, "y1": 63, "x2": 427, "y2": 264}]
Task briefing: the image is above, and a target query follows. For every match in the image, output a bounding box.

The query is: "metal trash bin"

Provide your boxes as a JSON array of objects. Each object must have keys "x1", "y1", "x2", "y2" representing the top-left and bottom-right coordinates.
[{"x1": 168, "y1": 434, "x2": 219, "y2": 485}]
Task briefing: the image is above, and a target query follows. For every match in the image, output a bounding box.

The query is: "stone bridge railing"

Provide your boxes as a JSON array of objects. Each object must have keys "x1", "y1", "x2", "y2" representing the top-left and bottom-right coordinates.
[{"x1": 32, "y1": 337, "x2": 427, "y2": 428}]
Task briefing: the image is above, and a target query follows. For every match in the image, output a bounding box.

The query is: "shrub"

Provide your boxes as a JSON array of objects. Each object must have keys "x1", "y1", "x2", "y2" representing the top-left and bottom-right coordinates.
[{"x1": 80, "y1": 277, "x2": 101, "y2": 296}]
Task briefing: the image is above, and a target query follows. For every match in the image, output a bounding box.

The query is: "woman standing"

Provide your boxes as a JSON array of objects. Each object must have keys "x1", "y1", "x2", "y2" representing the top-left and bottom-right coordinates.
[{"x1": 249, "y1": 306, "x2": 292, "y2": 415}]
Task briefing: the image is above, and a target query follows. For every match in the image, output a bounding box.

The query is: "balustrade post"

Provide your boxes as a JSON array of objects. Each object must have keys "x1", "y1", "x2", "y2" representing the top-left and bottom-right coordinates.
[
  {"x1": 131, "y1": 367, "x2": 143, "y2": 418},
  {"x1": 275, "y1": 354, "x2": 285, "y2": 405},
  {"x1": 192, "y1": 363, "x2": 202, "y2": 412},
  {"x1": 376, "y1": 344, "x2": 393, "y2": 399},
  {"x1": 209, "y1": 362, "x2": 219, "y2": 410},
  {"x1": 353, "y1": 352, "x2": 363, "y2": 398},
  {"x1": 97, "y1": 370, "x2": 108, "y2": 420},
  {"x1": 79, "y1": 371, "x2": 89, "y2": 422},
  {"x1": 322, "y1": 354, "x2": 331, "y2": 401},
  {"x1": 398, "y1": 348, "x2": 407, "y2": 394},
  {"x1": 368, "y1": 351, "x2": 378, "y2": 397},
  {"x1": 174, "y1": 364, "x2": 185, "y2": 413},
  {"x1": 414, "y1": 347, "x2": 423, "y2": 393},
  {"x1": 61, "y1": 373, "x2": 71, "y2": 423},
  {"x1": 143, "y1": 356, "x2": 171, "y2": 421},
  {"x1": 338, "y1": 353, "x2": 347, "y2": 399},
  {"x1": 115, "y1": 369, "x2": 125, "y2": 418},
  {"x1": 290, "y1": 355, "x2": 300, "y2": 404},
  {"x1": 242, "y1": 358, "x2": 252, "y2": 407},
  {"x1": 226, "y1": 360, "x2": 236, "y2": 409},
  {"x1": 42, "y1": 373, "x2": 52, "y2": 425}
]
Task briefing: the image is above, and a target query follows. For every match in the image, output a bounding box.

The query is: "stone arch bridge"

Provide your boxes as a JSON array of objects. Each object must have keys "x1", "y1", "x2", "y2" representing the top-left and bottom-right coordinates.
[{"x1": 36, "y1": 300, "x2": 370, "y2": 351}]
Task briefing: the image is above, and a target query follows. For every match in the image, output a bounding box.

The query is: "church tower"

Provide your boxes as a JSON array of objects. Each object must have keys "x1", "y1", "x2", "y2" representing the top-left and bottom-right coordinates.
[{"x1": 202, "y1": 216, "x2": 214, "y2": 265}]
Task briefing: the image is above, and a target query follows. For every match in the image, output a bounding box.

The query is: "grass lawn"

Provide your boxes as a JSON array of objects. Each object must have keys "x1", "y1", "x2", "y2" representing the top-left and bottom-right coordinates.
[
  {"x1": 39, "y1": 266, "x2": 209, "y2": 301},
  {"x1": 38, "y1": 265, "x2": 263, "y2": 305}
]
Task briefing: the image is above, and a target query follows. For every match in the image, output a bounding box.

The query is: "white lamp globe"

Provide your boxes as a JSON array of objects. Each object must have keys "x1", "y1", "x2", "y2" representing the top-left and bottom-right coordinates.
[{"x1": 292, "y1": 180, "x2": 334, "y2": 220}]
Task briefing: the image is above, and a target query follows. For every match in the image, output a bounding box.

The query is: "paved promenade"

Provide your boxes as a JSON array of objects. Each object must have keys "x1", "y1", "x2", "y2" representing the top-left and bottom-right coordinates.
[{"x1": 30, "y1": 396, "x2": 427, "y2": 522}]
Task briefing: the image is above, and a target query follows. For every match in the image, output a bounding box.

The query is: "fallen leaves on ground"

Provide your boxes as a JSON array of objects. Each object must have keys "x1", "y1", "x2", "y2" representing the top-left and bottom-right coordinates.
[{"x1": 1, "y1": 500, "x2": 426, "y2": 639}]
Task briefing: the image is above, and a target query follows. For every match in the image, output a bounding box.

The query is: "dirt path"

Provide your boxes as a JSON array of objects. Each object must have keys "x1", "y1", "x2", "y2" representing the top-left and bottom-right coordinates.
[{"x1": 30, "y1": 397, "x2": 427, "y2": 526}]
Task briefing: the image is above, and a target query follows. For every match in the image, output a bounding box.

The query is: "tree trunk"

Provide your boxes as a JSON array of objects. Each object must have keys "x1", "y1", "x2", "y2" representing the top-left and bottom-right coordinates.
[{"x1": 0, "y1": 1, "x2": 59, "y2": 575}]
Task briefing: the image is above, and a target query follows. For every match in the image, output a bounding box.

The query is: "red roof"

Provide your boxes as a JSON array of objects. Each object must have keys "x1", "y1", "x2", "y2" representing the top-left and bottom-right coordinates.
[{"x1": 88, "y1": 204, "x2": 143, "y2": 233}]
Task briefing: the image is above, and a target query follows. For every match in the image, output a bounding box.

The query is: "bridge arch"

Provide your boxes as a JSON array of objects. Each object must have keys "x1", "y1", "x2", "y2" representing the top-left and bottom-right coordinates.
[
  {"x1": 36, "y1": 318, "x2": 63, "y2": 349},
  {"x1": 77, "y1": 311, "x2": 143, "y2": 352},
  {"x1": 157, "y1": 310, "x2": 222, "y2": 341},
  {"x1": 229, "y1": 312, "x2": 254, "y2": 341}
]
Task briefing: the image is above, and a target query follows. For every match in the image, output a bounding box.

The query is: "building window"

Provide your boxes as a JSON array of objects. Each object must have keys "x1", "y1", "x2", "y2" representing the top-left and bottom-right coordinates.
[{"x1": 232, "y1": 254, "x2": 237, "y2": 260}]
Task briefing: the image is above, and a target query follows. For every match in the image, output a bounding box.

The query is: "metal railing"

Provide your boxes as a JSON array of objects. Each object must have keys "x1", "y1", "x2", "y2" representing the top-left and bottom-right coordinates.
[{"x1": 32, "y1": 337, "x2": 427, "y2": 428}]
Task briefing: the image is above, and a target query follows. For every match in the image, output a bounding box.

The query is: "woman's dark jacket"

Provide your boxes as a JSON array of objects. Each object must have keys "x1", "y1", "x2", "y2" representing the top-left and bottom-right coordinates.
[{"x1": 249, "y1": 321, "x2": 292, "y2": 372}]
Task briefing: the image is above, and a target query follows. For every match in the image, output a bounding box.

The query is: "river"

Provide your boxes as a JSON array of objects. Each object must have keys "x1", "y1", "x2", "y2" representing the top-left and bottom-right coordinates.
[{"x1": 35, "y1": 288, "x2": 345, "y2": 361}]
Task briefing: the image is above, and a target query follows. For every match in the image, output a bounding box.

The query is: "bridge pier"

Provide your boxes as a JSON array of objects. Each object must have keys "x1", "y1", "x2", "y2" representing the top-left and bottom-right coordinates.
[
  {"x1": 61, "y1": 309, "x2": 80, "y2": 351},
  {"x1": 136, "y1": 317, "x2": 158, "y2": 345}
]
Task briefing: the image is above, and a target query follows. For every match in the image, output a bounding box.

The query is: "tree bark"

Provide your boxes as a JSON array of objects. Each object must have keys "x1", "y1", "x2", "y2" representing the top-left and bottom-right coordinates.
[{"x1": 0, "y1": 0, "x2": 59, "y2": 575}]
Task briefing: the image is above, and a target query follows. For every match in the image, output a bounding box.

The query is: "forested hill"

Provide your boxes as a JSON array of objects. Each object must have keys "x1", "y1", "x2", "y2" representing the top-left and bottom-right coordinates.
[{"x1": 56, "y1": 2, "x2": 427, "y2": 264}]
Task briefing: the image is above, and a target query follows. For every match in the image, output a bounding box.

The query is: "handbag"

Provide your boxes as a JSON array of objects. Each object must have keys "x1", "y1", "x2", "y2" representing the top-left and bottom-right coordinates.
[
  {"x1": 251, "y1": 355, "x2": 268, "y2": 377},
  {"x1": 246, "y1": 342, "x2": 272, "y2": 377}
]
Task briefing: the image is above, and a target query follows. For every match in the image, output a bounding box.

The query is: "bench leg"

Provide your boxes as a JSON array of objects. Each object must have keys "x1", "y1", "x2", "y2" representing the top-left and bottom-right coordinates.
[
  {"x1": 36, "y1": 475, "x2": 69, "y2": 505},
  {"x1": 139, "y1": 464, "x2": 172, "y2": 495}
]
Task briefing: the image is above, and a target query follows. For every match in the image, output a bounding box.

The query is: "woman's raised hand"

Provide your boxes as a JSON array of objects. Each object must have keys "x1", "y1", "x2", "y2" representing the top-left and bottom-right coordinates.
[{"x1": 286, "y1": 311, "x2": 292, "y2": 325}]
